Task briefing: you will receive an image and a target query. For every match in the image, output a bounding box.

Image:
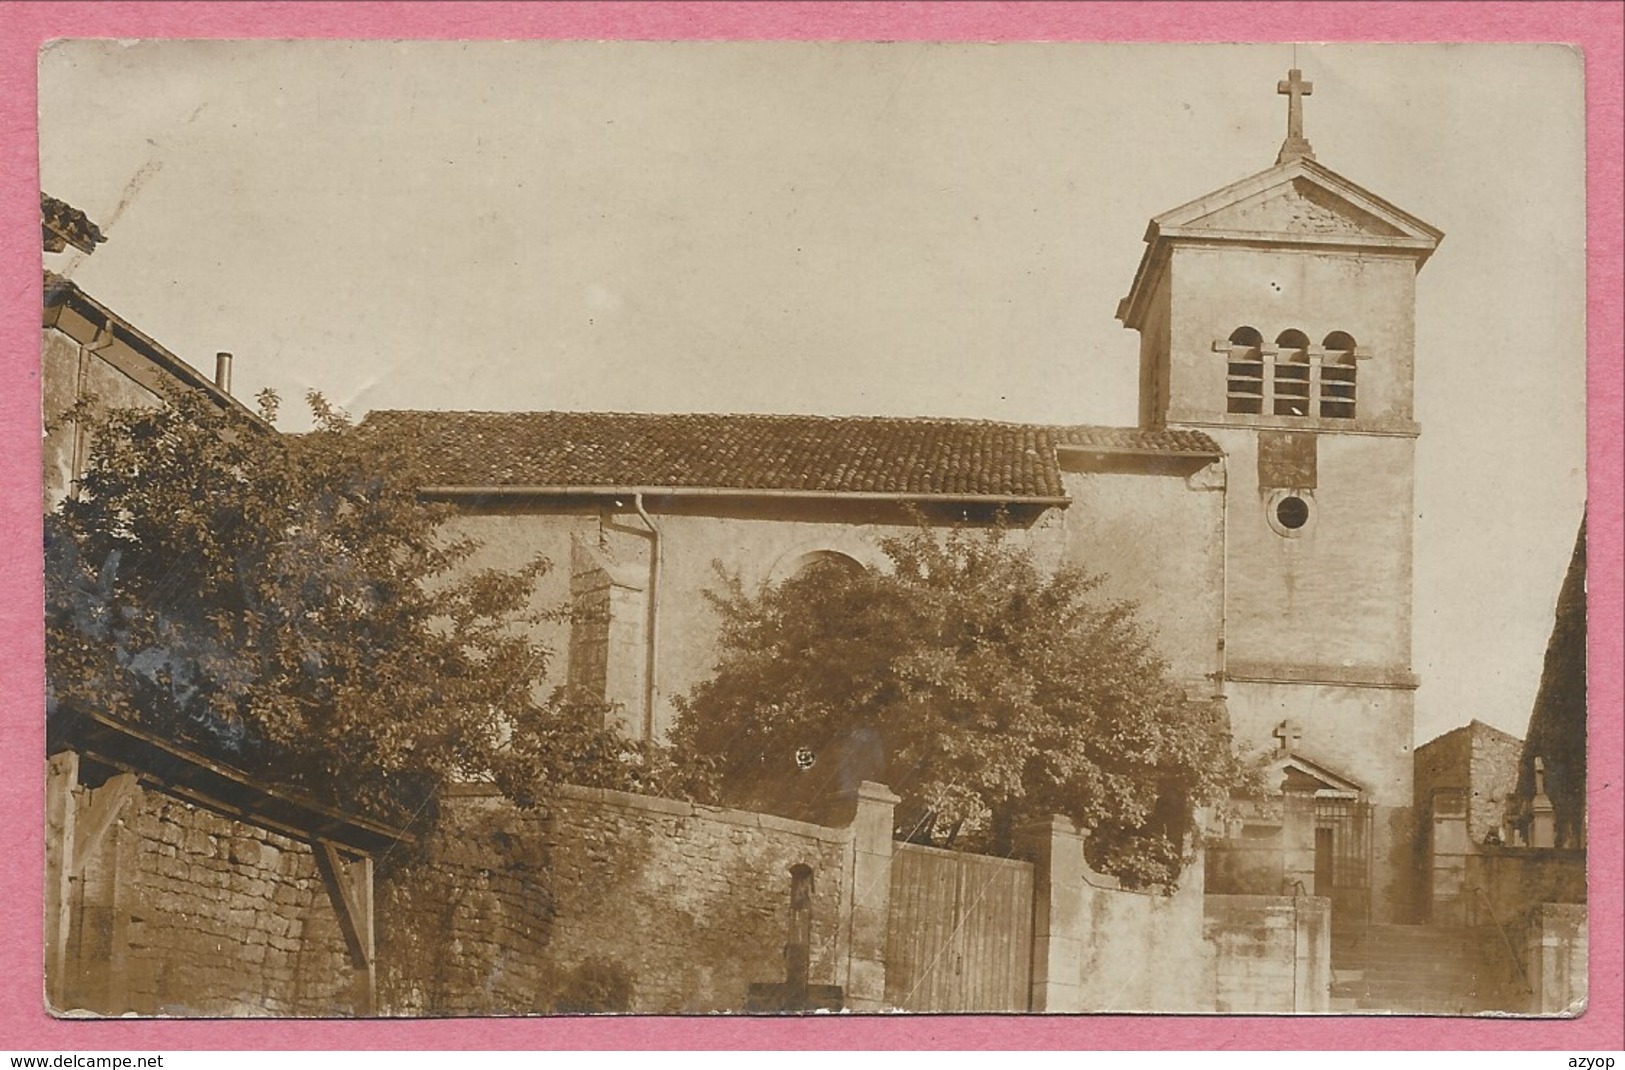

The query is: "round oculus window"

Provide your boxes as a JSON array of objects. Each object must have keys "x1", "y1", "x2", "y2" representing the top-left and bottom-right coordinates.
[
  {"x1": 1265, "y1": 489, "x2": 1314, "y2": 537},
  {"x1": 1276, "y1": 495, "x2": 1310, "y2": 530}
]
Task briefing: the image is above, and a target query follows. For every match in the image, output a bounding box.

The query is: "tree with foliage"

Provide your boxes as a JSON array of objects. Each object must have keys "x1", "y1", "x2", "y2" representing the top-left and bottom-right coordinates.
[
  {"x1": 1517, "y1": 512, "x2": 1587, "y2": 847},
  {"x1": 46, "y1": 388, "x2": 664, "y2": 827},
  {"x1": 671, "y1": 522, "x2": 1253, "y2": 888}
]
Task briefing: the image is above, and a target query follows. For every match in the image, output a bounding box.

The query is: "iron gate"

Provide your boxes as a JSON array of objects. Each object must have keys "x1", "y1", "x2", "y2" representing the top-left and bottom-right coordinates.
[{"x1": 1314, "y1": 797, "x2": 1374, "y2": 924}]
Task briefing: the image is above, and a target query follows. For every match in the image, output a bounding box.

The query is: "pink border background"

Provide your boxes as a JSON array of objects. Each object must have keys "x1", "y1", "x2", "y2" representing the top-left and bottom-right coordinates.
[{"x1": 1, "y1": 2, "x2": 1618, "y2": 1052}]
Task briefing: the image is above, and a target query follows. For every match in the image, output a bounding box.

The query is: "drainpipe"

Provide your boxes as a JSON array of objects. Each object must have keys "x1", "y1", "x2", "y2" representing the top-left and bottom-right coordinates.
[
  {"x1": 631, "y1": 493, "x2": 662, "y2": 741},
  {"x1": 214, "y1": 351, "x2": 233, "y2": 395},
  {"x1": 70, "y1": 321, "x2": 118, "y2": 496}
]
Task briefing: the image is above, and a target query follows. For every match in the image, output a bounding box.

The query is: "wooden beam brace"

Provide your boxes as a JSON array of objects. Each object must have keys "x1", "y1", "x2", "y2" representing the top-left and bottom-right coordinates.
[
  {"x1": 71, "y1": 773, "x2": 139, "y2": 874},
  {"x1": 45, "y1": 752, "x2": 79, "y2": 1011},
  {"x1": 313, "y1": 839, "x2": 375, "y2": 1015}
]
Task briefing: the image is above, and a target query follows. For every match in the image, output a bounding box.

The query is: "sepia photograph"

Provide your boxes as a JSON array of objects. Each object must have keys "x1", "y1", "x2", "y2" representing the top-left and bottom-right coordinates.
[{"x1": 35, "y1": 39, "x2": 1589, "y2": 1019}]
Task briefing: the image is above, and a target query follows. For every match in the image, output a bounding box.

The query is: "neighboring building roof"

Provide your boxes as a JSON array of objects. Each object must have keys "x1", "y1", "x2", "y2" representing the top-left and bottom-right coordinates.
[
  {"x1": 43, "y1": 271, "x2": 261, "y2": 423},
  {"x1": 363, "y1": 410, "x2": 1220, "y2": 501},
  {"x1": 42, "y1": 192, "x2": 107, "y2": 254},
  {"x1": 1417, "y1": 719, "x2": 1524, "y2": 755}
]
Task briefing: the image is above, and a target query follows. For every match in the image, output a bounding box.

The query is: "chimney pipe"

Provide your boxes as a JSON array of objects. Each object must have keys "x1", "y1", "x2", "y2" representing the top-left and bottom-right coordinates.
[{"x1": 214, "y1": 351, "x2": 232, "y2": 394}]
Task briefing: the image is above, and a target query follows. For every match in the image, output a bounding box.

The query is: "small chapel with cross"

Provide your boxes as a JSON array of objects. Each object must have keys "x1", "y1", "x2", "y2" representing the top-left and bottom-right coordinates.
[{"x1": 346, "y1": 68, "x2": 1445, "y2": 925}]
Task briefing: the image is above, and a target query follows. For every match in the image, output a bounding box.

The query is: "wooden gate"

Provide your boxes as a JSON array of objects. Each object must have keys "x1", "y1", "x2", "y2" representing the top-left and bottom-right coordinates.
[{"x1": 884, "y1": 843, "x2": 1033, "y2": 1012}]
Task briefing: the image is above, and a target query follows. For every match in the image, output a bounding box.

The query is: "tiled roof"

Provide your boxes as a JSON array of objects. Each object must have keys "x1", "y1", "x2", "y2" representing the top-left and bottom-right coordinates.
[
  {"x1": 43, "y1": 269, "x2": 77, "y2": 304},
  {"x1": 42, "y1": 193, "x2": 106, "y2": 254},
  {"x1": 1053, "y1": 425, "x2": 1221, "y2": 455},
  {"x1": 363, "y1": 410, "x2": 1220, "y2": 500}
]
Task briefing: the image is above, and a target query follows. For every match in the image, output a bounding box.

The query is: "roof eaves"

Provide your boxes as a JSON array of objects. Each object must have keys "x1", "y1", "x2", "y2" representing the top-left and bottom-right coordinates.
[
  {"x1": 418, "y1": 483, "x2": 1073, "y2": 507},
  {"x1": 1055, "y1": 442, "x2": 1221, "y2": 460},
  {"x1": 43, "y1": 273, "x2": 268, "y2": 428}
]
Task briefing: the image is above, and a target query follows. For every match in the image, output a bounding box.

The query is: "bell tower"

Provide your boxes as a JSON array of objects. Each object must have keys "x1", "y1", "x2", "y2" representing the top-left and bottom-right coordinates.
[{"x1": 1117, "y1": 71, "x2": 1443, "y2": 923}]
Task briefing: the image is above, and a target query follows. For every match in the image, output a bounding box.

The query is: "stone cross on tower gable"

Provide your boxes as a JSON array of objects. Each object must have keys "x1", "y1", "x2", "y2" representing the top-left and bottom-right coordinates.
[
  {"x1": 1276, "y1": 68, "x2": 1316, "y2": 164},
  {"x1": 1274, "y1": 719, "x2": 1304, "y2": 754}
]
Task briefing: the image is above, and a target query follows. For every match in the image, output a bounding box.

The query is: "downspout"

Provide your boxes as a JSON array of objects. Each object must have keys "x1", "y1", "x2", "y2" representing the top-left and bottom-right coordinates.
[
  {"x1": 631, "y1": 493, "x2": 662, "y2": 741},
  {"x1": 71, "y1": 320, "x2": 117, "y2": 497}
]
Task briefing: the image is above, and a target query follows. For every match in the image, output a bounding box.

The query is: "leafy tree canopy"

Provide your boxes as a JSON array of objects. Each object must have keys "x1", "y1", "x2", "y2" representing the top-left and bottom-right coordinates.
[
  {"x1": 671, "y1": 522, "x2": 1252, "y2": 887},
  {"x1": 46, "y1": 389, "x2": 663, "y2": 827}
]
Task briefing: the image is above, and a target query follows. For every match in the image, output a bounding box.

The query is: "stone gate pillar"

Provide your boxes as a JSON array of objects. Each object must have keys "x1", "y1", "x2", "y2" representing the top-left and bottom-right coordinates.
[
  {"x1": 1015, "y1": 815, "x2": 1086, "y2": 1012},
  {"x1": 833, "y1": 781, "x2": 898, "y2": 1011}
]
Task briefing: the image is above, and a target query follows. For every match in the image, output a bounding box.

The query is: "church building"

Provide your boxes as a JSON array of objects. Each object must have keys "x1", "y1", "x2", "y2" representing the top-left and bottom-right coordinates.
[{"x1": 366, "y1": 71, "x2": 1441, "y2": 925}]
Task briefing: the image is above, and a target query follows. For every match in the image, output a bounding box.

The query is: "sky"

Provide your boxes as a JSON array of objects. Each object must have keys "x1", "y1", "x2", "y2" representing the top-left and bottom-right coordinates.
[{"x1": 36, "y1": 40, "x2": 1588, "y2": 746}]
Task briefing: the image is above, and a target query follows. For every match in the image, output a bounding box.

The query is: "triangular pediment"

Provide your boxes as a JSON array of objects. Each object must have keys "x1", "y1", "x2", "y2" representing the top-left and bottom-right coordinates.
[
  {"x1": 1150, "y1": 158, "x2": 1442, "y2": 246},
  {"x1": 1265, "y1": 752, "x2": 1365, "y2": 798},
  {"x1": 1187, "y1": 177, "x2": 1407, "y2": 238},
  {"x1": 1119, "y1": 157, "x2": 1443, "y2": 329}
]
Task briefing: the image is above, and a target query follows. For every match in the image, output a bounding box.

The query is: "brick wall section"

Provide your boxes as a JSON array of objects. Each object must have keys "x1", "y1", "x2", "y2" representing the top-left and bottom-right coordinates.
[
  {"x1": 1204, "y1": 894, "x2": 1331, "y2": 1013},
  {"x1": 58, "y1": 780, "x2": 355, "y2": 1017},
  {"x1": 377, "y1": 784, "x2": 853, "y2": 1015}
]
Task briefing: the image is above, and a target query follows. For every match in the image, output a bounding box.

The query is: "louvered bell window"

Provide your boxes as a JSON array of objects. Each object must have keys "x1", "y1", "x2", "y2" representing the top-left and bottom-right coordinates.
[
  {"x1": 1319, "y1": 332, "x2": 1358, "y2": 419},
  {"x1": 1226, "y1": 326, "x2": 1265, "y2": 415}
]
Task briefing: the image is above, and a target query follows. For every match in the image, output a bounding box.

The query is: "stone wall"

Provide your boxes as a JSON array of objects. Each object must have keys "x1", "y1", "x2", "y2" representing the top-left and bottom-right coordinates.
[
  {"x1": 54, "y1": 768, "x2": 1252, "y2": 1016},
  {"x1": 1203, "y1": 894, "x2": 1331, "y2": 1013},
  {"x1": 51, "y1": 768, "x2": 356, "y2": 1017},
  {"x1": 374, "y1": 792, "x2": 555, "y2": 1016},
  {"x1": 525, "y1": 783, "x2": 854, "y2": 1014},
  {"x1": 1427, "y1": 781, "x2": 1585, "y2": 928},
  {"x1": 1073, "y1": 870, "x2": 1213, "y2": 1012},
  {"x1": 378, "y1": 783, "x2": 855, "y2": 1015},
  {"x1": 1527, "y1": 903, "x2": 1587, "y2": 1015},
  {"x1": 1469, "y1": 727, "x2": 1525, "y2": 843},
  {"x1": 1466, "y1": 847, "x2": 1587, "y2": 927},
  {"x1": 1206, "y1": 829, "x2": 1286, "y2": 896},
  {"x1": 1020, "y1": 818, "x2": 1215, "y2": 1013}
]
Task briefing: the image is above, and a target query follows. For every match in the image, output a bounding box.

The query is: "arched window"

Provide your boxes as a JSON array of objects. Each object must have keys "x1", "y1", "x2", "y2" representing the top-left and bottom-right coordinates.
[
  {"x1": 1273, "y1": 330, "x2": 1312, "y2": 417},
  {"x1": 1320, "y1": 332, "x2": 1357, "y2": 419},
  {"x1": 1226, "y1": 326, "x2": 1265, "y2": 415},
  {"x1": 790, "y1": 549, "x2": 865, "y2": 579},
  {"x1": 1221, "y1": 326, "x2": 1365, "y2": 422}
]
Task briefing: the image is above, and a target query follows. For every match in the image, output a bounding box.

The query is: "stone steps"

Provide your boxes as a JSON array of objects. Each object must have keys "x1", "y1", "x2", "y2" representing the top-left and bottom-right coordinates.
[{"x1": 1328, "y1": 923, "x2": 1527, "y2": 1015}]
